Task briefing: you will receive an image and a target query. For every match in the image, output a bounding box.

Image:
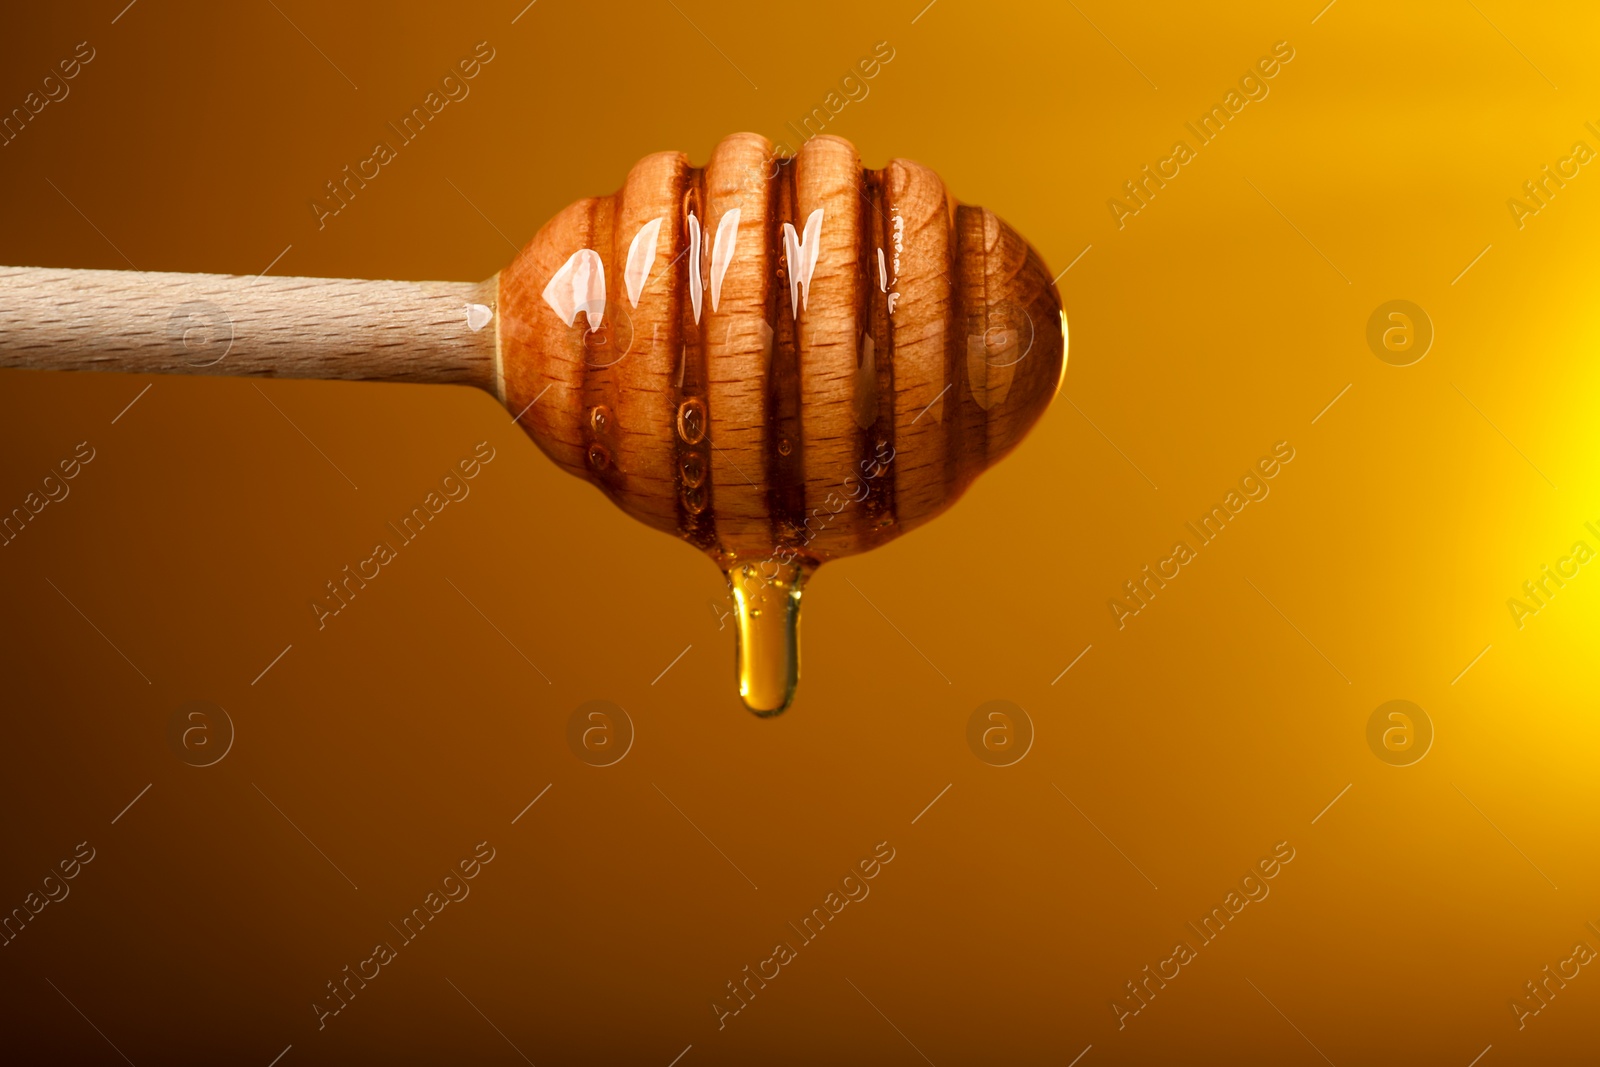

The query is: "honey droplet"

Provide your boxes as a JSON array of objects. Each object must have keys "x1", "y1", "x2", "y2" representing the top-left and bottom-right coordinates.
[
  {"x1": 589, "y1": 404, "x2": 611, "y2": 434},
  {"x1": 681, "y1": 452, "x2": 706, "y2": 487},
  {"x1": 681, "y1": 187, "x2": 700, "y2": 235},
  {"x1": 677, "y1": 397, "x2": 707, "y2": 445},
  {"x1": 587, "y1": 443, "x2": 611, "y2": 470},
  {"x1": 725, "y1": 559, "x2": 810, "y2": 716},
  {"x1": 683, "y1": 484, "x2": 707, "y2": 514},
  {"x1": 777, "y1": 437, "x2": 792, "y2": 457}
]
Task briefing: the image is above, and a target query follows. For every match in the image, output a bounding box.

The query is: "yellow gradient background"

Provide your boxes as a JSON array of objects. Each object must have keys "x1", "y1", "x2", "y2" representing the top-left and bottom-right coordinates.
[{"x1": 2, "y1": 1, "x2": 1598, "y2": 1063}]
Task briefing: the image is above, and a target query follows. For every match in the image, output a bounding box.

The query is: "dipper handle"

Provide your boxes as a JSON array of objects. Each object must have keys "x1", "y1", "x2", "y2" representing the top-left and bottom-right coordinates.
[{"x1": 0, "y1": 265, "x2": 500, "y2": 391}]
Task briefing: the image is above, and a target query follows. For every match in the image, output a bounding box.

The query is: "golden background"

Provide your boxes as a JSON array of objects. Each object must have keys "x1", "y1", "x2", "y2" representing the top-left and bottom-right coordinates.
[{"x1": 2, "y1": 0, "x2": 1598, "y2": 1062}]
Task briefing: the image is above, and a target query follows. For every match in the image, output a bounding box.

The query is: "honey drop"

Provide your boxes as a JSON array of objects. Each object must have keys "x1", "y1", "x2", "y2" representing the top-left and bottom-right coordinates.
[
  {"x1": 725, "y1": 559, "x2": 809, "y2": 716},
  {"x1": 681, "y1": 452, "x2": 706, "y2": 487},
  {"x1": 677, "y1": 397, "x2": 707, "y2": 444}
]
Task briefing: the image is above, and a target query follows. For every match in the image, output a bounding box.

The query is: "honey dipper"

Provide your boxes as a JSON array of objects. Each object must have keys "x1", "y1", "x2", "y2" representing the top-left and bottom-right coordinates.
[{"x1": 0, "y1": 133, "x2": 1067, "y2": 715}]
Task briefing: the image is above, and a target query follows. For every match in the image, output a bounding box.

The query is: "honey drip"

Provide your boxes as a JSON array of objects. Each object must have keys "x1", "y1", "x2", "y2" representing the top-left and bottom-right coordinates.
[{"x1": 725, "y1": 559, "x2": 811, "y2": 716}]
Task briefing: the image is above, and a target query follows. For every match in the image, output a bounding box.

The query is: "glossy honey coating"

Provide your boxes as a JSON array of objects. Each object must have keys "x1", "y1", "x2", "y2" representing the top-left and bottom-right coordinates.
[{"x1": 496, "y1": 132, "x2": 1066, "y2": 714}]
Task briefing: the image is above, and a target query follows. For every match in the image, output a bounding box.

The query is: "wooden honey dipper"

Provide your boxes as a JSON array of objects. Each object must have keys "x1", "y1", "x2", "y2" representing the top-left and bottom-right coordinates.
[{"x1": 0, "y1": 133, "x2": 1067, "y2": 715}]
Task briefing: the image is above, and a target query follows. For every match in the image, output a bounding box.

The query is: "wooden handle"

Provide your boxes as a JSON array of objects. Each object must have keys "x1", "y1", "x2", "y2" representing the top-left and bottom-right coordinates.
[{"x1": 0, "y1": 265, "x2": 501, "y2": 394}]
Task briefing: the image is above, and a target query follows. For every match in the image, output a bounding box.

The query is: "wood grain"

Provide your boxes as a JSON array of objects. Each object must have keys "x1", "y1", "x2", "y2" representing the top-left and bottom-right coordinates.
[{"x1": 0, "y1": 265, "x2": 497, "y2": 390}]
